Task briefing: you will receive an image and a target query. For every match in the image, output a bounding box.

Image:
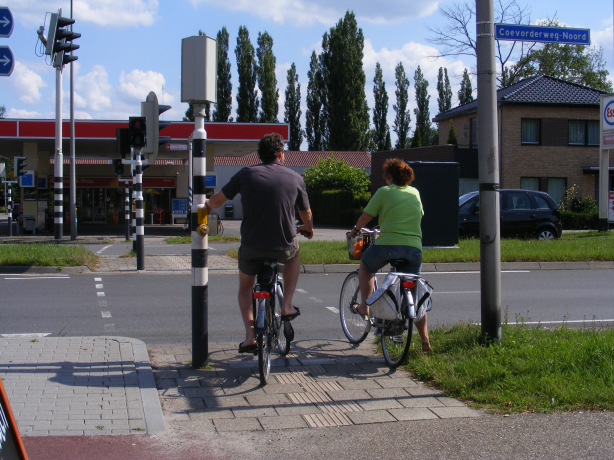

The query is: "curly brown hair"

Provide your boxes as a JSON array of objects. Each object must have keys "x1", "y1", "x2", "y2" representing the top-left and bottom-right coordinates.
[
  {"x1": 383, "y1": 158, "x2": 414, "y2": 186},
  {"x1": 257, "y1": 133, "x2": 285, "y2": 163}
]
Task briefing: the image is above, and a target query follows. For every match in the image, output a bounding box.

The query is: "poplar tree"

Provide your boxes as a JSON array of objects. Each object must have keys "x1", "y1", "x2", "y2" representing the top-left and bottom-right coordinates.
[
  {"x1": 372, "y1": 62, "x2": 390, "y2": 152},
  {"x1": 458, "y1": 68, "x2": 474, "y2": 105},
  {"x1": 256, "y1": 31, "x2": 279, "y2": 122},
  {"x1": 413, "y1": 66, "x2": 431, "y2": 146},
  {"x1": 319, "y1": 11, "x2": 369, "y2": 151},
  {"x1": 437, "y1": 67, "x2": 453, "y2": 114},
  {"x1": 235, "y1": 26, "x2": 259, "y2": 122},
  {"x1": 306, "y1": 51, "x2": 325, "y2": 151},
  {"x1": 213, "y1": 27, "x2": 233, "y2": 122},
  {"x1": 393, "y1": 62, "x2": 411, "y2": 150},
  {"x1": 284, "y1": 63, "x2": 303, "y2": 151}
]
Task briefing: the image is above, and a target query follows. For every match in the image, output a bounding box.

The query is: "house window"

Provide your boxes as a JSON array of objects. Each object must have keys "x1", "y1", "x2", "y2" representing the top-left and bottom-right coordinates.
[
  {"x1": 470, "y1": 118, "x2": 477, "y2": 148},
  {"x1": 547, "y1": 178, "x2": 566, "y2": 207},
  {"x1": 521, "y1": 119, "x2": 540, "y2": 145},
  {"x1": 569, "y1": 120, "x2": 599, "y2": 146},
  {"x1": 520, "y1": 177, "x2": 539, "y2": 190}
]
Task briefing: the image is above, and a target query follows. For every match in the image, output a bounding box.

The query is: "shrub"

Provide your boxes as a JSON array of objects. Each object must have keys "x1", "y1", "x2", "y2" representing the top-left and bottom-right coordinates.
[
  {"x1": 560, "y1": 184, "x2": 598, "y2": 213},
  {"x1": 560, "y1": 210, "x2": 599, "y2": 230},
  {"x1": 303, "y1": 155, "x2": 370, "y2": 194}
]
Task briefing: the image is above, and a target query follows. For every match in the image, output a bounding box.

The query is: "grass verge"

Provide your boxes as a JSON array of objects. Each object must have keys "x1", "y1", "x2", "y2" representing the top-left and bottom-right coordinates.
[
  {"x1": 403, "y1": 322, "x2": 614, "y2": 414},
  {"x1": 0, "y1": 244, "x2": 97, "y2": 268}
]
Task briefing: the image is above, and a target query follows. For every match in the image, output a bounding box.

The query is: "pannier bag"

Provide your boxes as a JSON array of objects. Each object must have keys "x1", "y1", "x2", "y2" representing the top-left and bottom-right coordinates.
[{"x1": 366, "y1": 273, "x2": 402, "y2": 321}]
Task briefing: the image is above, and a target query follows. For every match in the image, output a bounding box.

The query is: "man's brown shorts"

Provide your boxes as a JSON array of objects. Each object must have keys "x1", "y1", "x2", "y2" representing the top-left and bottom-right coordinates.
[{"x1": 237, "y1": 238, "x2": 299, "y2": 275}]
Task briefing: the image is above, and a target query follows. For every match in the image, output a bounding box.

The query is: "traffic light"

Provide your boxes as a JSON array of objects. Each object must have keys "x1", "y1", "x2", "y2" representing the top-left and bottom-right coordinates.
[
  {"x1": 113, "y1": 159, "x2": 124, "y2": 176},
  {"x1": 45, "y1": 10, "x2": 80, "y2": 69},
  {"x1": 128, "y1": 116, "x2": 146, "y2": 148},
  {"x1": 141, "y1": 91, "x2": 171, "y2": 164},
  {"x1": 14, "y1": 156, "x2": 27, "y2": 177}
]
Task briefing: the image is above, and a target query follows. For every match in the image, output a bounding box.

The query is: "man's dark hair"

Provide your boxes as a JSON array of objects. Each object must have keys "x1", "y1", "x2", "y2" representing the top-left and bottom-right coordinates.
[{"x1": 257, "y1": 133, "x2": 284, "y2": 163}]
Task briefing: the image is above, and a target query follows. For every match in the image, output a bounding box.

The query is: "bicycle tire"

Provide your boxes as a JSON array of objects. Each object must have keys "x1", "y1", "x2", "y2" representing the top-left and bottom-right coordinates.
[
  {"x1": 339, "y1": 271, "x2": 371, "y2": 343},
  {"x1": 381, "y1": 317, "x2": 412, "y2": 368},
  {"x1": 257, "y1": 298, "x2": 272, "y2": 385},
  {"x1": 274, "y1": 283, "x2": 291, "y2": 355}
]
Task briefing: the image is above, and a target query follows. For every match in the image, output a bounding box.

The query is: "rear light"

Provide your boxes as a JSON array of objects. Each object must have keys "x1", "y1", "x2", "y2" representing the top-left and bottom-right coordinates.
[
  {"x1": 402, "y1": 280, "x2": 416, "y2": 289},
  {"x1": 253, "y1": 292, "x2": 270, "y2": 299}
]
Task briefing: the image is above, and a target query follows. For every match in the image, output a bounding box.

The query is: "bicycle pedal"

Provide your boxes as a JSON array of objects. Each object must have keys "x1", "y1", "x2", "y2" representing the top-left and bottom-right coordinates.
[{"x1": 391, "y1": 336, "x2": 404, "y2": 343}]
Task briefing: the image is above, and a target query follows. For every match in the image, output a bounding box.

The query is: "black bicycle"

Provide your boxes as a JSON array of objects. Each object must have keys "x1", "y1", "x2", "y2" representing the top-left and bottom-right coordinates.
[{"x1": 252, "y1": 260, "x2": 293, "y2": 385}]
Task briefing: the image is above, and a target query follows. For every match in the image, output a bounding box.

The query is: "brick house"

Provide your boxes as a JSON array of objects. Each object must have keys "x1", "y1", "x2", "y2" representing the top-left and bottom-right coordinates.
[{"x1": 432, "y1": 75, "x2": 613, "y2": 206}]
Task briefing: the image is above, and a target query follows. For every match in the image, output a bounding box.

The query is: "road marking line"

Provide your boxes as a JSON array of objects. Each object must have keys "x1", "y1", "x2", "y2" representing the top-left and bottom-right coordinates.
[
  {"x1": 4, "y1": 276, "x2": 69, "y2": 280},
  {"x1": 309, "y1": 296, "x2": 324, "y2": 303},
  {"x1": 95, "y1": 284, "x2": 104, "y2": 289},
  {"x1": 96, "y1": 245, "x2": 112, "y2": 254},
  {"x1": 101, "y1": 311, "x2": 112, "y2": 318},
  {"x1": 295, "y1": 289, "x2": 307, "y2": 294},
  {"x1": 423, "y1": 270, "x2": 531, "y2": 275},
  {"x1": 97, "y1": 292, "x2": 105, "y2": 297},
  {"x1": 95, "y1": 277, "x2": 102, "y2": 282},
  {"x1": 0, "y1": 333, "x2": 51, "y2": 338},
  {"x1": 326, "y1": 306, "x2": 339, "y2": 314}
]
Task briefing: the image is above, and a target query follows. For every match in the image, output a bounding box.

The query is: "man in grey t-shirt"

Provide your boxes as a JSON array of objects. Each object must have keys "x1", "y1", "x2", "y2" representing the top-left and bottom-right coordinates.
[{"x1": 206, "y1": 133, "x2": 314, "y2": 354}]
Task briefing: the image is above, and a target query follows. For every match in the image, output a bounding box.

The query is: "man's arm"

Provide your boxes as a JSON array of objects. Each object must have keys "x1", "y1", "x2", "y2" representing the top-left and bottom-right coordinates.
[
  {"x1": 205, "y1": 190, "x2": 228, "y2": 211},
  {"x1": 297, "y1": 206, "x2": 314, "y2": 239}
]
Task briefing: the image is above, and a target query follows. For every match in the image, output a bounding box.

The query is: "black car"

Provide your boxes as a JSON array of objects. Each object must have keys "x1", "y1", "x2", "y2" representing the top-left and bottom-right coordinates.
[{"x1": 459, "y1": 189, "x2": 563, "y2": 240}]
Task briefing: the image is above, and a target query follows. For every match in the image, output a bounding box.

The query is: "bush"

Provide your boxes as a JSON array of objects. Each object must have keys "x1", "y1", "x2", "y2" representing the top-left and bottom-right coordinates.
[
  {"x1": 303, "y1": 155, "x2": 370, "y2": 194},
  {"x1": 559, "y1": 184, "x2": 598, "y2": 213},
  {"x1": 560, "y1": 210, "x2": 599, "y2": 230},
  {"x1": 309, "y1": 189, "x2": 370, "y2": 227}
]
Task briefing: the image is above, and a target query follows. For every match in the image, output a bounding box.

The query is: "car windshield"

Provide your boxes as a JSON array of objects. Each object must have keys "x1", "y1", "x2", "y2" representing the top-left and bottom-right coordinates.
[{"x1": 458, "y1": 193, "x2": 477, "y2": 207}]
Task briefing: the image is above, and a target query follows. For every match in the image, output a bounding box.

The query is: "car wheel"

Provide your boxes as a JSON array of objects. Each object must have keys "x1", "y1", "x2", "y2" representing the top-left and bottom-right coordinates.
[{"x1": 537, "y1": 228, "x2": 556, "y2": 240}]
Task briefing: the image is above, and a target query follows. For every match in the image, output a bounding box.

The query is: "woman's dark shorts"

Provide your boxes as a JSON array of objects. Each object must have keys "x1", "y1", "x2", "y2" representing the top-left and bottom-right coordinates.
[
  {"x1": 238, "y1": 238, "x2": 299, "y2": 276},
  {"x1": 361, "y1": 244, "x2": 422, "y2": 275}
]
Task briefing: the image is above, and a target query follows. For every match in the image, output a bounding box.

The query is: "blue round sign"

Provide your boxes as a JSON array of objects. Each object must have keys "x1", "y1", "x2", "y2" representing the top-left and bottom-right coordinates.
[
  {"x1": 604, "y1": 100, "x2": 614, "y2": 127},
  {"x1": 0, "y1": 7, "x2": 13, "y2": 38},
  {"x1": 0, "y1": 46, "x2": 14, "y2": 77}
]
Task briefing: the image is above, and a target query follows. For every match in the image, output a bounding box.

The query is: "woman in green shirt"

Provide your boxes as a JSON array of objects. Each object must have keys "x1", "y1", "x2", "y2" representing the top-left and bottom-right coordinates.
[{"x1": 349, "y1": 158, "x2": 431, "y2": 351}]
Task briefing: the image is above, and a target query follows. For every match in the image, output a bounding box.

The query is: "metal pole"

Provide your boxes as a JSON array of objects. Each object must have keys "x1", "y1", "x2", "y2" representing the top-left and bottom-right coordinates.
[
  {"x1": 69, "y1": 0, "x2": 76, "y2": 240},
  {"x1": 476, "y1": 0, "x2": 501, "y2": 341},
  {"x1": 131, "y1": 152, "x2": 137, "y2": 252},
  {"x1": 135, "y1": 149, "x2": 145, "y2": 270},
  {"x1": 191, "y1": 104, "x2": 208, "y2": 368},
  {"x1": 7, "y1": 186, "x2": 11, "y2": 237},
  {"x1": 54, "y1": 65, "x2": 63, "y2": 240}
]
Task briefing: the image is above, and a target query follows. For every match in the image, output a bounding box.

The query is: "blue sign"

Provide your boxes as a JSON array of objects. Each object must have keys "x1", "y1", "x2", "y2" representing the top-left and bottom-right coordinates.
[
  {"x1": 172, "y1": 198, "x2": 188, "y2": 216},
  {"x1": 495, "y1": 24, "x2": 590, "y2": 45},
  {"x1": 0, "y1": 46, "x2": 13, "y2": 76},
  {"x1": 205, "y1": 175, "x2": 217, "y2": 187},
  {"x1": 0, "y1": 6, "x2": 13, "y2": 38}
]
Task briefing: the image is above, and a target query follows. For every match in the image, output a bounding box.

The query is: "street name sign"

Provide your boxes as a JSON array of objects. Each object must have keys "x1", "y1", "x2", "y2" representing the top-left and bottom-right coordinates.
[
  {"x1": 0, "y1": 45, "x2": 13, "y2": 76},
  {"x1": 495, "y1": 24, "x2": 590, "y2": 45},
  {"x1": 0, "y1": 6, "x2": 13, "y2": 38}
]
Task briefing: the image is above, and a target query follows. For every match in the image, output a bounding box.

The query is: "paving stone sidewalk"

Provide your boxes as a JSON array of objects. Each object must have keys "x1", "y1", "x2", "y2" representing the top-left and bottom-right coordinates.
[{"x1": 148, "y1": 339, "x2": 479, "y2": 433}]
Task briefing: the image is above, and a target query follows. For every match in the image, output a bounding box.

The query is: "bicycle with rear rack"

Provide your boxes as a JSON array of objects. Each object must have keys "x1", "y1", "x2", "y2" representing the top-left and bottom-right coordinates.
[
  {"x1": 252, "y1": 259, "x2": 294, "y2": 385},
  {"x1": 339, "y1": 228, "x2": 433, "y2": 368}
]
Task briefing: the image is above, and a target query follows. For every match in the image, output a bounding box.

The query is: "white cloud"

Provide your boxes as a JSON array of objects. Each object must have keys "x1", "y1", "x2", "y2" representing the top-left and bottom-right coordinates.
[
  {"x1": 189, "y1": 0, "x2": 439, "y2": 27},
  {"x1": 6, "y1": 108, "x2": 47, "y2": 118},
  {"x1": 118, "y1": 69, "x2": 167, "y2": 101},
  {"x1": 75, "y1": 64, "x2": 113, "y2": 111},
  {"x1": 6, "y1": 0, "x2": 158, "y2": 27},
  {"x1": 11, "y1": 61, "x2": 47, "y2": 105}
]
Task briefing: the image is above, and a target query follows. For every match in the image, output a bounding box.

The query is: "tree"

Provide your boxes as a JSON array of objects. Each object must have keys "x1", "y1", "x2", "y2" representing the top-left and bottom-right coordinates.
[
  {"x1": 256, "y1": 31, "x2": 279, "y2": 122},
  {"x1": 413, "y1": 66, "x2": 432, "y2": 146},
  {"x1": 0, "y1": 105, "x2": 5, "y2": 118},
  {"x1": 393, "y1": 62, "x2": 411, "y2": 150},
  {"x1": 437, "y1": 67, "x2": 453, "y2": 114},
  {"x1": 411, "y1": 128, "x2": 422, "y2": 148},
  {"x1": 213, "y1": 27, "x2": 233, "y2": 122},
  {"x1": 372, "y1": 62, "x2": 390, "y2": 152},
  {"x1": 510, "y1": 20, "x2": 613, "y2": 92},
  {"x1": 235, "y1": 26, "x2": 259, "y2": 122},
  {"x1": 319, "y1": 11, "x2": 370, "y2": 151},
  {"x1": 306, "y1": 51, "x2": 326, "y2": 151},
  {"x1": 428, "y1": 0, "x2": 536, "y2": 87},
  {"x1": 284, "y1": 63, "x2": 303, "y2": 151},
  {"x1": 458, "y1": 68, "x2": 473, "y2": 105}
]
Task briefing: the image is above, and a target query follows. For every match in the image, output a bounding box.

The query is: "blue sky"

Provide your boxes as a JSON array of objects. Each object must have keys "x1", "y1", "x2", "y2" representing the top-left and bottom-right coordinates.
[{"x1": 1, "y1": 0, "x2": 613, "y2": 147}]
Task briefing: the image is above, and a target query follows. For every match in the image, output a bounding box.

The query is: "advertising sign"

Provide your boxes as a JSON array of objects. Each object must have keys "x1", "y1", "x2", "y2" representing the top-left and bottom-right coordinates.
[{"x1": 609, "y1": 192, "x2": 614, "y2": 223}]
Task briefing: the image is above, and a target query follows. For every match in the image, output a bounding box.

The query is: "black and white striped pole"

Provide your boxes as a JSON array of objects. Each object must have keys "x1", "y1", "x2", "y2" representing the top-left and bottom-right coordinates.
[
  {"x1": 134, "y1": 148, "x2": 145, "y2": 270},
  {"x1": 124, "y1": 181, "x2": 131, "y2": 241},
  {"x1": 7, "y1": 186, "x2": 12, "y2": 237},
  {"x1": 54, "y1": 65, "x2": 64, "y2": 240},
  {"x1": 191, "y1": 104, "x2": 209, "y2": 368}
]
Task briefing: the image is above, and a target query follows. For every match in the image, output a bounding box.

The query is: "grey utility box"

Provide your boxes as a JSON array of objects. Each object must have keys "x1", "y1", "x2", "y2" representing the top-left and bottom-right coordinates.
[{"x1": 181, "y1": 35, "x2": 217, "y2": 103}]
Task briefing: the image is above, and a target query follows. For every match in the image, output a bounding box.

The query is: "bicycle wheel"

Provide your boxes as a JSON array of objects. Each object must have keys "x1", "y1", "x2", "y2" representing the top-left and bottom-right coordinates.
[
  {"x1": 381, "y1": 317, "x2": 412, "y2": 368},
  {"x1": 257, "y1": 298, "x2": 272, "y2": 385},
  {"x1": 339, "y1": 271, "x2": 371, "y2": 343},
  {"x1": 274, "y1": 283, "x2": 291, "y2": 355}
]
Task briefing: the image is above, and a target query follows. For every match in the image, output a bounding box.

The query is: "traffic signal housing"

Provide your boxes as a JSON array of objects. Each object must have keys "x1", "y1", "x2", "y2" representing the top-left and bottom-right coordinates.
[
  {"x1": 128, "y1": 116, "x2": 147, "y2": 148},
  {"x1": 141, "y1": 91, "x2": 171, "y2": 164},
  {"x1": 14, "y1": 156, "x2": 27, "y2": 177},
  {"x1": 45, "y1": 10, "x2": 80, "y2": 68}
]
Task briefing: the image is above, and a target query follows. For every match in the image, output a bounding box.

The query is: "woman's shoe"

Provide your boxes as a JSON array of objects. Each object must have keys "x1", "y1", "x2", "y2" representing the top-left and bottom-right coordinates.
[{"x1": 238, "y1": 341, "x2": 258, "y2": 354}]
